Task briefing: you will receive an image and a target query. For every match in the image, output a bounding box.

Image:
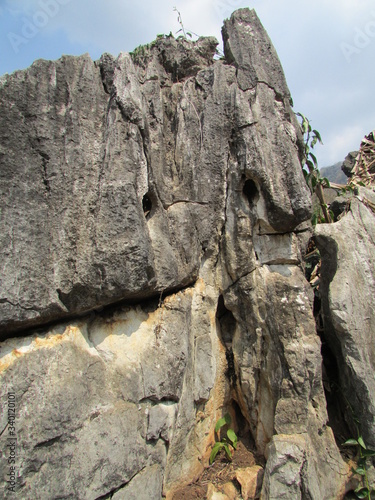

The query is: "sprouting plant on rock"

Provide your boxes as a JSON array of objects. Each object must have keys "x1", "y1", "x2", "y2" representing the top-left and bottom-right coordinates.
[
  {"x1": 343, "y1": 435, "x2": 375, "y2": 499},
  {"x1": 333, "y1": 384, "x2": 375, "y2": 499},
  {"x1": 209, "y1": 413, "x2": 238, "y2": 465},
  {"x1": 173, "y1": 6, "x2": 224, "y2": 59},
  {"x1": 173, "y1": 6, "x2": 199, "y2": 40},
  {"x1": 297, "y1": 112, "x2": 333, "y2": 224}
]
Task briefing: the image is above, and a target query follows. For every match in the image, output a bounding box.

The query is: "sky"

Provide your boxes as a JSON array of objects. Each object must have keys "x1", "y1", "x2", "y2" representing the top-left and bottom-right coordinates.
[{"x1": 0, "y1": 0, "x2": 374, "y2": 168}]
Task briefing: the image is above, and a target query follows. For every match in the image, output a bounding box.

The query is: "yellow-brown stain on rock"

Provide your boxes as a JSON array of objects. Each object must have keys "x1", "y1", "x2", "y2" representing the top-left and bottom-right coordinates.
[{"x1": 0, "y1": 324, "x2": 88, "y2": 373}]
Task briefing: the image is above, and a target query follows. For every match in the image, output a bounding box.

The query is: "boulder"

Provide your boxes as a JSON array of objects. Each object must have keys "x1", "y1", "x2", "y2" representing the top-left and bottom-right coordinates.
[
  {"x1": 341, "y1": 150, "x2": 359, "y2": 178},
  {"x1": 235, "y1": 466, "x2": 264, "y2": 499}
]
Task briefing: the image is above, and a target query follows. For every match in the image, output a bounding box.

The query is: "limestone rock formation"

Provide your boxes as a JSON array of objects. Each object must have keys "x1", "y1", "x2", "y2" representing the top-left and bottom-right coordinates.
[
  {"x1": 1, "y1": 7, "x2": 372, "y2": 499},
  {"x1": 315, "y1": 188, "x2": 375, "y2": 450}
]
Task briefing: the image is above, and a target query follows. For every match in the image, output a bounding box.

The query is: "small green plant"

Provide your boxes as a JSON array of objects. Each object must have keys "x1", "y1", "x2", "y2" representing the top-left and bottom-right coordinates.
[
  {"x1": 343, "y1": 435, "x2": 375, "y2": 499},
  {"x1": 173, "y1": 6, "x2": 199, "y2": 40},
  {"x1": 336, "y1": 388, "x2": 375, "y2": 499},
  {"x1": 311, "y1": 204, "x2": 334, "y2": 226},
  {"x1": 297, "y1": 112, "x2": 333, "y2": 224},
  {"x1": 209, "y1": 413, "x2": 238, "y2": 465},
  {"x1": 339, "y1": 180, "x2": 366, "y2": 196},
  {"x1": 173, "y1": 6, "x2": 223, "y2": 59},
  {"x1": 129, "y1": 43, "x2": 152, "y2": 64}
]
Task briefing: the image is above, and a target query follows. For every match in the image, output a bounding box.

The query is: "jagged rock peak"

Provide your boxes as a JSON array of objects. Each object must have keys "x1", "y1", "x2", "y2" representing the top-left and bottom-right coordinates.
[
  {"x1": 0, "y1": 8, "x2": 310, "y2": 338},
  {"x1": 222, "y1": 8, "x2": 292, "y2": 101}
]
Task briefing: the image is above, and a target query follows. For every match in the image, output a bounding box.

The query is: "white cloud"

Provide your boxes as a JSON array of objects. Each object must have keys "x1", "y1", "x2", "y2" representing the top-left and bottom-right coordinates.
[{"x1": 323, "y1": 125, "x2": 365, "y2": 165}]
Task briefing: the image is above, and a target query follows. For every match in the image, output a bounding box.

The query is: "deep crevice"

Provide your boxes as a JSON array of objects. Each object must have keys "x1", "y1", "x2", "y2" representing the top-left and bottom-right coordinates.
[
  {"x1": 225, "y1": 348, "x2": 237, "y2": 386},
  {"x1": 215, "y1": 295, "x2": 238, "y2": 386},
  {"x1": 216, "y1": 294, "x2": 236, "y2": 347},
  {"x1": 142, "y1": 192, "x2": 152, "y2": 219},
  {"x1": 41, "y1": 156, "x2": 51, "y2": 193},
  {"x1": 139, "y1": 396, "x2": 179, "y2": 405},
  {"x1": 243, "y1": 178, "x2": 259, "y2": 207},
  {"x1": 304, "y1": 236, "x2": 352, "y2": 446}
]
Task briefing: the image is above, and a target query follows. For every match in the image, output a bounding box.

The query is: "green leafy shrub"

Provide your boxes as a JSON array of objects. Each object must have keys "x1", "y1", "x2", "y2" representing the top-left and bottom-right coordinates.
[
  {"x1": 209, "y1": 413, "x2": 238, "y2": 465},
  {"x1": 343, "y1": 436, "x2": 375, "y2": 499},
  {"x1": 296, "y1": 112, "x2": 333, "y2": 224}
]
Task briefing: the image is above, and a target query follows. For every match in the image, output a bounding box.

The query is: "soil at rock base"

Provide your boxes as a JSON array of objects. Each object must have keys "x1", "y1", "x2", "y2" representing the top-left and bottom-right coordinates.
[{"x1": 171, "y1": 438, "x2": 264, "y2": 500}]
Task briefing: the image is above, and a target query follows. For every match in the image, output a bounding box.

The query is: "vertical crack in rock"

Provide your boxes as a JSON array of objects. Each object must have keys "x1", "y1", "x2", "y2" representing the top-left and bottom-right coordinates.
[
  {"x1": 305, "y1": 235, "x2": 349, "y2": 443},
  {"x1": 214, "y1": 148, "x2": 231, "y2": 270},
  {"x1": 40, "y1": 153, "x2": 51, "y2": 194}
]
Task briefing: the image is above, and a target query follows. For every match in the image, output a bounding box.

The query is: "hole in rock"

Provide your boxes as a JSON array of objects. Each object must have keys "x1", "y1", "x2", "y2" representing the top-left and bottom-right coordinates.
[
  {"x1": 142, "y1": 193, "x2": 152, "y2": 218},
  {"x1": 231, "y1": 399, "x2": 249, "y2": 438},
  {"x1": 243, "y1": 179, "x2": 259, "y2": 207},
  {"x1": 216, "y1": 295, "x2": 236, "y2": 346}
]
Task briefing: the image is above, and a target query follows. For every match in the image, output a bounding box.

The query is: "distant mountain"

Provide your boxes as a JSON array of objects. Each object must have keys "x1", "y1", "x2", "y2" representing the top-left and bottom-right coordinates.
[{"x1": 320, "y1": 162, "x2": 348, "y2": 184}]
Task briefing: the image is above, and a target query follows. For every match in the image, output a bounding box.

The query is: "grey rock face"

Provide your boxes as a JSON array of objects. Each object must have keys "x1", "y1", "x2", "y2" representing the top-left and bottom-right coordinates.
[
  {"x1": 112, "y1": 465, "x2": 163, "y2": 499},
  {"x1": 0, "y1": 293, "x2": 192, "y2": 499},
  {"x1": 315, "y1": 187, "x2": 375, "y2": 449},
  {"x1": 341, "y1": 150, "x2": 359, "y2": 177},
  {"x1": 223, "y1": 266, "x2": 325, "y2": 451},
  {"x1": 0, "y1": 7, "x2": 360, "y2": 500},
  {"x1": 222, "y1": 8, "x2": 291, "y2": 100},
  {"x1": 0, "y1": 9, "x2": 310, "y2": 337},
  {"x1": 0, "y1": 52, "x2": 202, "y2": 335},
  {"x1": 261, "y1": 431, "x2": 348, "y2": 500}
]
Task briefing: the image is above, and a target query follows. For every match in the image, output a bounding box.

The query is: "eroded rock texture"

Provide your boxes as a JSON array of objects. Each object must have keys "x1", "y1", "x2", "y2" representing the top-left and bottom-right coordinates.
[
  {"x1": 315, "y1": 188, "x2": 375, "y2": 450},
  {"x1": 0, "y1": 8, "x2": 363, "y2": 499}
]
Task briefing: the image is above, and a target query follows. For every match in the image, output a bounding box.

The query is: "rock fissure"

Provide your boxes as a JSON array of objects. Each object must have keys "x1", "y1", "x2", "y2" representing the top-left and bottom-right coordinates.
[
  {"x1": 34, "y1": 435, "x2": 63, "y2": 449},
  {"x1": 164, "y1": 199, "x2": 210, "y2": 209},
  {"x1": 0, "y1": 424, "x2": 8, "y2": 438},
  {"x1": 0, "y1": 298, "x2": 40, "y2": 312},
  {"x1": 94, "y1": 473, "x2": 142, "y2": 500}
]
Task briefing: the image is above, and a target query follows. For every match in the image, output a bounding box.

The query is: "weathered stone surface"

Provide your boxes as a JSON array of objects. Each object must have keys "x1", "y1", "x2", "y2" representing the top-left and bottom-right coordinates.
[
  {"x1": 341, "y1": 150, "x2": 359, "y2": 177},
  {"x1": 261, "y1": 433, "x2": 350, "y2": 499},
  {"x1": 0, "y1": 9, "x2": 310, "y2": 337},
  {"x1": 0, "y1": 7, "x2": 360, "y2": 500},
  {"x1": 0, "y1": 284, "x2": 219, "y2": 498},
  {"x1": 315, "y1": 187, "x2": 375, "y2": 449},
  {"x1": 235, "y1": 466, "x2": 264, "y2": 499},
  {"x1": 222, "y1": 9, "x2": 291, "y2": 99},
  {"x1": 112, "y1": 465, "x2": 163, "y2": 500},
  {"x1": 222, "y1": 265, "x2": 326, "y2": 452},
  {"x1": 0, "y1": 51, "x2": 209, "y2": 335}
]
